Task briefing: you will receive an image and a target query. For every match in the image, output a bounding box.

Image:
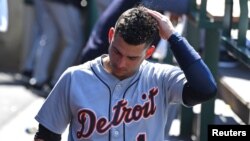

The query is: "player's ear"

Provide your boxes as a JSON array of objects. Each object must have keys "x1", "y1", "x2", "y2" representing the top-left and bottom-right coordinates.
[
  {"x1": 108, "y1": 27, "x2": 115, "y2": 43},
  {"x1": 145, "y1": 45, "x2": 155, "y2": 59}
]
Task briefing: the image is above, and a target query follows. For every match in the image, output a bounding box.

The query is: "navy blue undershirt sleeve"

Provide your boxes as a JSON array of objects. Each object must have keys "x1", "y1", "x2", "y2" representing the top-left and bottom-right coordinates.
[
  {"x1": 34, "y1": 124, "x2": 61, "y2": 141},
  {"x1": 168, "y1": 33, "x2": 217, "y2": 106},
  {"x1": 168, "y1": 33, "x2": 201, "y2": 70}
]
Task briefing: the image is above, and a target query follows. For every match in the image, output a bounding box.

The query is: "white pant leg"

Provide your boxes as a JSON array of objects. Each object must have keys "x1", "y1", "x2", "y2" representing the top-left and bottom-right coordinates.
[
  {"x1": 46, "y1": 2, "x2": 84, "y2": 85},
  {"x1": 32, "y1": 0, "x2": 59, "y2": 84},
  {"x1": 22, "y1": 5, "x2": 39, "y2": 72}
]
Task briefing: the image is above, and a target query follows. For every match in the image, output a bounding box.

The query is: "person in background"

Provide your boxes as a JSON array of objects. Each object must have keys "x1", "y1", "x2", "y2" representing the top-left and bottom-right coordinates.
[
  {"x1": 21, "y1": 0, "x2": 85, "y2": 91},
  {"x1": 21, "y1": 0, "x2": 54, "y2": 84},
  {"x1": 78, "y1": 0, "x2": 141, "y2": 64},
  {"x1": 78, "y1": 0, "x2": 189, "y2": 64}
]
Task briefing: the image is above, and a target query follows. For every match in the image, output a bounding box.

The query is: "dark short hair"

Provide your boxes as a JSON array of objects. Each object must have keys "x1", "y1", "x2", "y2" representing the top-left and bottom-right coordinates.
[{"x1": 114, "y1": 6, "x2": 159, "y2": 47}]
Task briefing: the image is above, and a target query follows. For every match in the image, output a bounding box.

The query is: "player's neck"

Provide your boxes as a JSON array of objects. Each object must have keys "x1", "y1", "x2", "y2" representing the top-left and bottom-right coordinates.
[{"x1": 102, "y1": 56, "x2": 112, "y2": 74}]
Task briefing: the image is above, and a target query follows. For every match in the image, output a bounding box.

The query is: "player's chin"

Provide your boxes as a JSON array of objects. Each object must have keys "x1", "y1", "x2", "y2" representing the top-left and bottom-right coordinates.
[
  {"x1": 114, "y1": 67, "x2": 126, "y2": 73},
  {"x1": 113, "y1": 70, "x2": 128, "y2": 78},
  {"x1": 114, "y1": 71, "x2": 125, "y2": 77}
]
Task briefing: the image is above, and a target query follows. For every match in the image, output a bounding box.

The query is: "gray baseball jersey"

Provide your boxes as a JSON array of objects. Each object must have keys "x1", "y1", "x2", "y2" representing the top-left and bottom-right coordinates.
[{"x1": 35, "y1": 54, "x2": 187, "y2": 141}]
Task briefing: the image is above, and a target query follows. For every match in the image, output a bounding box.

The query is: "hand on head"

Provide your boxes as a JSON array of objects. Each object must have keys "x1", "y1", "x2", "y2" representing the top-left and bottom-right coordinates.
[{"x1": 146, "y1": 8, "x2": 175, "y2": 40}]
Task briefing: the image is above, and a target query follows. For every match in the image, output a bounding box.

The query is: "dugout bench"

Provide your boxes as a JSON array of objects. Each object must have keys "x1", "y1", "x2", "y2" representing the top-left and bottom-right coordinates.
[
  {"x1": 177, "y1": 0, "x2": 250, "y2": 141},
  {"x1": 218, "y1": 0, "x2": 250, "y2": 125}
]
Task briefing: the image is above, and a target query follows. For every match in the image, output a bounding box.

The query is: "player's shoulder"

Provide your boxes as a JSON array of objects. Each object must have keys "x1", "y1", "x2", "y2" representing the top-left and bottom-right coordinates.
[
  {"x1": 140, "y1": 61, "x2": 184, "y2": 80},
  {"x1": 64, "y1": 56, "x2": 102, "y2": 75},
  {"x1": 142, "y1": 60, "x2": 180, "y2": 72},
  {"x1": 65, "y1": 63, "x2": 91, "y2": 73}
]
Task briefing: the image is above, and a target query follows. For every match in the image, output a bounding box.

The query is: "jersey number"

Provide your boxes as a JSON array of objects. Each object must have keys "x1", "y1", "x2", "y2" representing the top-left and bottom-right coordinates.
[{"x1": 136, "y1": 133, "x2": 146, "y2": 141}]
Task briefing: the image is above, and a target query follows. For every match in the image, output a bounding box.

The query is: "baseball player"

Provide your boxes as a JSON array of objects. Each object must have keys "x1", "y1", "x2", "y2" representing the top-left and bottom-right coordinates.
[{"x1": 34, "y1": 6, "x2": 217, "y2": 141}]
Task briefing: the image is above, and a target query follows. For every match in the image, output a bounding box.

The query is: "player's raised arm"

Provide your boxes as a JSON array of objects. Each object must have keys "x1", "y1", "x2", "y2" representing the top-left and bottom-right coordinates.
[{"x1": 147, "y1": 8, "x2": 217, "y2": 106}]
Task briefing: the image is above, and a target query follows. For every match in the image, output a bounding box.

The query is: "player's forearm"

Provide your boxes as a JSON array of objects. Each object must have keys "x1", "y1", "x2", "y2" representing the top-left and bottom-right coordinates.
[
  {"x1": 182, "y1": 60, "x2": 217, "y2": 106},
  {"x1": 168, "y1": 33, "x2": 217, "y2": 105}
]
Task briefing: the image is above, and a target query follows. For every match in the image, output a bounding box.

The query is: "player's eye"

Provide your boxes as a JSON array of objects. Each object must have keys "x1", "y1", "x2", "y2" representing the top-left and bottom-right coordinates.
[
  {"x1": 128, "y1": 57, "x2": 137, "y2": 61},
  {"x1": 112, "y1": 47, "x2": 121, "y2": 55}
]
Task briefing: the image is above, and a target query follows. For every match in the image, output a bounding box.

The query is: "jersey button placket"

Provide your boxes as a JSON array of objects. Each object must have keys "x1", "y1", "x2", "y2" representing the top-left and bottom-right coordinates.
[
  {"x1": 113, "y1": 130, "x2": 119, "y2": 137},
  {"x1": 110, "y1": 83, "x2": 123, "y2": 140},
  {"x1": 113, "y1": 83, "x2": 123, "y2": 100},
  {"x1": 111, "y1": 127, "x2": 124, "y2": 140}
]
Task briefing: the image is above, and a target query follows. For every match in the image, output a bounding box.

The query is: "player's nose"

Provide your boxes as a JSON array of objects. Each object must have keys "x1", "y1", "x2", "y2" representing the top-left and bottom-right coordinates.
[{"x1": 117, "y1": 57, "x2": 127, "y2": 68}]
